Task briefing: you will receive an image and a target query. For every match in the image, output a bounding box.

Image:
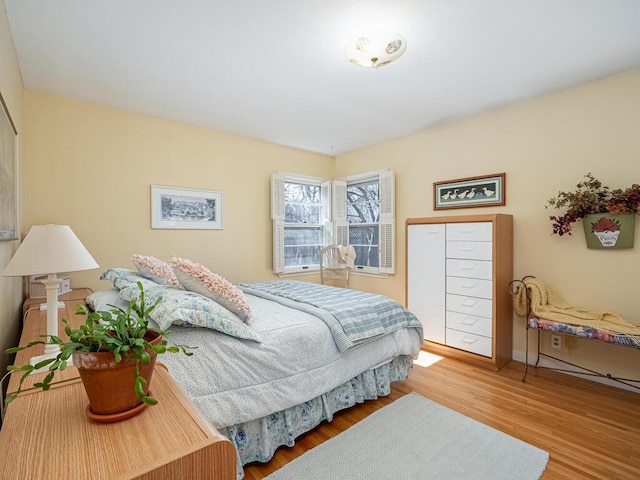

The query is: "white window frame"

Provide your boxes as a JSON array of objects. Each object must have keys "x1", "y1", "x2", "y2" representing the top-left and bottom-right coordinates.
[
  {"x1": 271, "y1": 172, "x2": 330, "y2": 275},
  {"x1": 337, "y1": 169, "x2": 395, "y2": 275},
  {"x1": 272, "y1": 169, "x2": 395, "y2": 276}
]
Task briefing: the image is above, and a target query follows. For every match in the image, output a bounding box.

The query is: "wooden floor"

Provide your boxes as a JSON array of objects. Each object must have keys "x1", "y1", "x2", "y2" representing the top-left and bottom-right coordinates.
[{"x1": 243, "y1": 353, "x2": 640, "y2": 480}]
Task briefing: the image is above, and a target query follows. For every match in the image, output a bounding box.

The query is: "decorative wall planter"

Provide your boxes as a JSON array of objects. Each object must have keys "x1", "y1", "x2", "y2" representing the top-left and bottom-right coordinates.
[{"x1": 582, "y1": 213, "x2": 635, "y2": 249}]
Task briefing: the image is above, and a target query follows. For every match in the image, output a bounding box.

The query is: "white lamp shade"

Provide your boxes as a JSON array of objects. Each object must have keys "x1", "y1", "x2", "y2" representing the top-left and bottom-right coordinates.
[{"x1": 2, "y1": 224, "x2": 99, "y2": 277}]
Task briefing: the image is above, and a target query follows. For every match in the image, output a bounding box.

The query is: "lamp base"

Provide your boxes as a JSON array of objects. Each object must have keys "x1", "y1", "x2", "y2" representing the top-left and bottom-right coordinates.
[{"x1": 39, "y1": 301, "x2": 65, "y2": 311}]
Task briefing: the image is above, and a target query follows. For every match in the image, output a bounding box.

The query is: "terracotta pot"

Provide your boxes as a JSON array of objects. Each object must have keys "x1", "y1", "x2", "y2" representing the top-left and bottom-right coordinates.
[{"x1": 72, "y1": 331, "x2": 162, "y2": 419}]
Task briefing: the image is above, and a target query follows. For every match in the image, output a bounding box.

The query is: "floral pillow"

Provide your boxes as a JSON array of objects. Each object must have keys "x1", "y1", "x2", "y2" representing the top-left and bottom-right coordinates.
[
  {"x1": 171, "y1": 256, "x2": 251, "y2": 323},
  {"x1": 118, "y1": 282, "x2": 171, "y2": 303},
  {"x1": 120, "y1": 284, "x2": 260, "y2": 342},
  {"x1": 99, "y1": 268, "x2": 159, "y2": 291},
  {"x1": 130, "y1": 254, "x2": 183, "y2": 289}
]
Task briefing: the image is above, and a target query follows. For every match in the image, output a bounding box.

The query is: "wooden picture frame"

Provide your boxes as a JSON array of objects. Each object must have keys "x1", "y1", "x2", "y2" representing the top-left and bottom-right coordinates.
[
  {"x1": 151, "y1": 185, "x2": 223, "y2": 230},
  {"x1": 0, "y1": 92, "x2": 18, "y2": 241},
  {"x1": 433, "y1": 173, "x2": 506, "y2": 210}
]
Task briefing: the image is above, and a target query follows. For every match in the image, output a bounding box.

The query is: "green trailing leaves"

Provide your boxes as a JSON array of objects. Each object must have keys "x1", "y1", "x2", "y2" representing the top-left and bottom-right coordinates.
[{"x1": 4, "y1": 281, "x2": 195, "y2": 407}]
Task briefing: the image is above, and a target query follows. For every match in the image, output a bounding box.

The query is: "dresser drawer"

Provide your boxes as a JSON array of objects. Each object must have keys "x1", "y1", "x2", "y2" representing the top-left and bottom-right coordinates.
[
  {"x1": 445, "y1": 328, "x2": 492, "y2": 357},
  {"x1": 446, "y1": 258, "x2": 492, "y2": 280},
  {"x1": 446, "y1": 222, "x2": 492, "y2": 242},
  {"x1": 446, "y1": 241, "x2": 492, "y2": 261},
  {"x1": 446, "y1": 294, "x2": 493, "y2": 318},
  {"x1": 446, "y1": 311, "x2": 492, "y2": 338},
  {"x1": 446, "y1": 276, "x2": 493, "y2": 299}
]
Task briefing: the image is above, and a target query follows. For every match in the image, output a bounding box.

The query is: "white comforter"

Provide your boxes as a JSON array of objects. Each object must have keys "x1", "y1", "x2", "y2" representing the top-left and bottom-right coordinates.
[{"x1": 159, "y1": 293, "x2": 421, "y2": 429}]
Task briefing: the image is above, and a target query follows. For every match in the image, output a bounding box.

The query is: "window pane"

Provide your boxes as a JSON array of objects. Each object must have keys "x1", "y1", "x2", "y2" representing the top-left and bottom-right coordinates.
[
  {"x1": 284, "y1": 182, "x2": 321, "y2": 203},
  {"x1": 347, "y1": 202, "x2": 379, "y2": 223},
  {"x1": 285, "y1": 204, "x2": 321, "y2": 223},
  {"x1": 284, "y1": 226, "x2": 322, "y2": 266},
  {"x1": 347, "y1": 180, "x2": 379, "y2": 200},
  {"x1": 349, "y1": 226, "x2": 379, "y2": 267},
  {"x1": 284, "y1": 182, "x2": 322, "y2": 224},
  {"x1": 346, "y1": 180, "x2": 380, "y2": 223}
]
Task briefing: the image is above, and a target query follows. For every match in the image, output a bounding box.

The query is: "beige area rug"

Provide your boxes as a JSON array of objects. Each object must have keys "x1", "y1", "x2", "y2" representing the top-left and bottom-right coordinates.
[{"x1": 265, "y1": 392, "x2": 549, "y2": 480}]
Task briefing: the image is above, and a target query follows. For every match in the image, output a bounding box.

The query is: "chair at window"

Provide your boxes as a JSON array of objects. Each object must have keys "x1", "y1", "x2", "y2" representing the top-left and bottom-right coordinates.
[{"x1": 319, "y1": 245, "x2": 355, "y2": 288}]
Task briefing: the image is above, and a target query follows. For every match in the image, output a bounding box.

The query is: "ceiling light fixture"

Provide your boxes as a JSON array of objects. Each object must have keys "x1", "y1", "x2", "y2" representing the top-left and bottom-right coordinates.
[{"x1": 344, "y1": 31, "x2": 407, "y2": 68}]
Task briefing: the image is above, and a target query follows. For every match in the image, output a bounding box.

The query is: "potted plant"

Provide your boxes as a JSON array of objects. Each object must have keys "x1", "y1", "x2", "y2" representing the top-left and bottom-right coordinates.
[
  {"x1": 546, "y1": 173, "x2": 640, "y2": 249},
  {"x1": 5, "y1": 282, "x2": 193, "y2": 422}
]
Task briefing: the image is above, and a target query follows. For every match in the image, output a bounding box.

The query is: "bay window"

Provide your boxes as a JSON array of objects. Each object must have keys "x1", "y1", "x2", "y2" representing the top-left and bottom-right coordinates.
[{"x1": 272, "y1": 169, "x2": 394, "y2": 275}]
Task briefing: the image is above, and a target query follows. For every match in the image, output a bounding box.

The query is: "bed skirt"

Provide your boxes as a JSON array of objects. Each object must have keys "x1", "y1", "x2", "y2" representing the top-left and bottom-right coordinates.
[{"x1": 220, "y1": 355, "x2": 414, "y2": 479}]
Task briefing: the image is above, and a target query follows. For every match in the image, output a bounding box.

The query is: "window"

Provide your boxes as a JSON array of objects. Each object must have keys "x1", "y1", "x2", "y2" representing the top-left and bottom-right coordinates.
[
  {"x1": 272, "y1": 174, "x2": 330, "y2": 274},
  {"x1": 333, "y1": 170, "x2": 395, "y2": 274},
  {"x1": 272, "y1": 170, "x2": 394, "y2": 275}
]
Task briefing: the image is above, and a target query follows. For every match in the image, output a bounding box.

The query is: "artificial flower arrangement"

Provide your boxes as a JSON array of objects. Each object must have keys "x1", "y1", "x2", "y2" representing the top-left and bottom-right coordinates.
[{"x1": 546, "y1": 172, "x2": 640, "y2": 236}]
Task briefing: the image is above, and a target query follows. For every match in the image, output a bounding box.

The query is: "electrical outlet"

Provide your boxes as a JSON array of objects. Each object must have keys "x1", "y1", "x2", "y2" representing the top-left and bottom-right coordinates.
[{"x1": 551, "y1": 335, "x2": 562, "y2": 350}]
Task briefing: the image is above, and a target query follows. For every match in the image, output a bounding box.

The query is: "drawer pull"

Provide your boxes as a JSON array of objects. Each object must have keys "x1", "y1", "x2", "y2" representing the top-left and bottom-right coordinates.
[
  {"x1": 461, "y1": 318, "x2": 478, "y2": 326},
  {"x1": 461, "y1": 282, "x2": 477, "y2": 289},
  {"x1": 428, "y1": 230, "x2": 441, "y2": 234},
  {"x1": 460, "y1": 247, "x2": 476, "y2": 252},
  {"x1": 460, "y1": 264, "x2": 476, "y2": 270},
  {"x1": 461, "y1": 229, "x2": 475, "y2": 234},
  {"x1": 461, "y1": 337, "x2": 478, "y2": 345},
  {"x1": 461, "y1": 300, "x2": 477, "y2": 307}
]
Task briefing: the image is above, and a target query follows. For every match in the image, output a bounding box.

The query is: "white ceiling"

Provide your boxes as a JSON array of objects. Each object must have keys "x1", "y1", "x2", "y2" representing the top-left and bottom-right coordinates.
[{"x1": 5, "y1": 0, "x2": 640, "y2": 155}]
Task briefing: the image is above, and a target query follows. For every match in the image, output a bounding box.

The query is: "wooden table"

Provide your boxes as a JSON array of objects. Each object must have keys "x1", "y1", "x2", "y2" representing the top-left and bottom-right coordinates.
[{"x1": 1, "y1": 290, "x2": 236, "y2": 480}]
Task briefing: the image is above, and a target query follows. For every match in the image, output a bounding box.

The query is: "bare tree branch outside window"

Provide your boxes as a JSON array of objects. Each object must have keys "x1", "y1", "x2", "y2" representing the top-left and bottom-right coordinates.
[{"x1": 347, "y1": 180, "x2": 380, "y2": 268}]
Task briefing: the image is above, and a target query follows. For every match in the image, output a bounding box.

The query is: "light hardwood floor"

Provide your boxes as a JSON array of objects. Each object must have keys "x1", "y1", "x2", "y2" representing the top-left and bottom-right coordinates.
[{"x1": 243, "y1": 353, "x2": 640, "y2": 480}]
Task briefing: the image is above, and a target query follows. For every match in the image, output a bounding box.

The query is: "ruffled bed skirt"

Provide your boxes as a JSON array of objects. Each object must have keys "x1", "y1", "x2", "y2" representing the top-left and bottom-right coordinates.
[{"x1": 219, "y1": 355, "x2": 414, "y2": 479}]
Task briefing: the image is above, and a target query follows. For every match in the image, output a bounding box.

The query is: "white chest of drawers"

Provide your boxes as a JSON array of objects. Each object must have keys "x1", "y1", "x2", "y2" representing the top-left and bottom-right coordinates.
[{"x1": 406, "y1": 214, "x2": 513, "y2": 370}]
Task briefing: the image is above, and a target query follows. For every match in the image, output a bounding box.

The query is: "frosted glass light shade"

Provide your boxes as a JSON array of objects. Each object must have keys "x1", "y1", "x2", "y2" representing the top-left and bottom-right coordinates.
[
  {"x1": 344, "y1": 31, "x2": 407, "y2": 68},
  {"x1": 3, "y1": 224, "x2": 99, "y2": 277}
]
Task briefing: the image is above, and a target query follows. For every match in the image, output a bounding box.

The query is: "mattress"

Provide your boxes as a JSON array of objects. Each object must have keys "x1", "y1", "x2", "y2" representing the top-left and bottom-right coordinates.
[{"x1": 158, "y1": 291, "x2": 421, "y2": 428}]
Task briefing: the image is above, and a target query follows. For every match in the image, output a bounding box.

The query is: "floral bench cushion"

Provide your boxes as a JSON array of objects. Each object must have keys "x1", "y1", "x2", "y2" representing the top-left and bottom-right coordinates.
[{"x1": 528, "y1": 317, "x2": 640, "y2": 347}]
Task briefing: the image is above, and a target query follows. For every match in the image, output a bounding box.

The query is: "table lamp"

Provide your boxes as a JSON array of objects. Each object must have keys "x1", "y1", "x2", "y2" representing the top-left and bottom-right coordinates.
[{"x1": 2, "y1": 224, "x2": 99, "y2": 367}]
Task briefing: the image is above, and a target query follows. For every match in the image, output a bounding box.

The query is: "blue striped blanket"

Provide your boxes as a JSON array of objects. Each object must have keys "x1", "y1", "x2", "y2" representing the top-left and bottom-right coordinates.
[{"x1": 239, "y1": 280, "x2": 423, "y2": 352}]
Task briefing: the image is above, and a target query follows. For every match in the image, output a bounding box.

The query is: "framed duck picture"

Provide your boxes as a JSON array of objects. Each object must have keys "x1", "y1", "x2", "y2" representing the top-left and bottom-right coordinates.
[{"x1": 433, "y1": 173, "x2": 505, "y2": 210}]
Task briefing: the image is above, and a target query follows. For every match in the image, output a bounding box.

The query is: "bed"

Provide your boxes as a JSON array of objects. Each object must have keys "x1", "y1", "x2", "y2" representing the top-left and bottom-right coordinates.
[{"x1": 90, "y1": 263, "x2": 423, "y2": 478}]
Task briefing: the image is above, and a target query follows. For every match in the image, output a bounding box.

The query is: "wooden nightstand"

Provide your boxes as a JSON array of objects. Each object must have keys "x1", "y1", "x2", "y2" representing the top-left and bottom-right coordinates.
[{"x1": 1, "y1": 291, "x2": 236, "y2": 480}]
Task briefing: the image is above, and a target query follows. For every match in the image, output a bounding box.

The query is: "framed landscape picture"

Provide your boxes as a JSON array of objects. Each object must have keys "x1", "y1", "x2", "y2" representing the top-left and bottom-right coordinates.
[
  {"x1": 151, "y1": 185, "x2": 223, "y2": 229},
  {"x1": 434, "y1": 173, "x2": 505, "y2": 210}
]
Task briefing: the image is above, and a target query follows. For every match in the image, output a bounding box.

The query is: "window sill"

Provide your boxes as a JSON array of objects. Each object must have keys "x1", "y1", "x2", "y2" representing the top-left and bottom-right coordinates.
[
  {"x1": 350, "y1": 270, "x2": 392, "y2": 278},
  {"x1": 276, "y1": 269, "x2": 319, "y2": 278}
]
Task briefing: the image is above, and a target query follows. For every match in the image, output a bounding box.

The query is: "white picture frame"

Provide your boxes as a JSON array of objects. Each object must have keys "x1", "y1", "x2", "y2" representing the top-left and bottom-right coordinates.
[
  {"x1": 151, "y1": 185, "x2": 223, "y2": 230},
  {"x1": 0, "y1": 92, "x2": 18, "y2": 242}
]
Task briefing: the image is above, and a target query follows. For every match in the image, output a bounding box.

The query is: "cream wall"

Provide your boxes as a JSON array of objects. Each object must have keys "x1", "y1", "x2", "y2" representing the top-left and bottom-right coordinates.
[
  {"x1": 18, "y1": 63, "x2": 640, "y2": 388},
  {"x1": 23, "y1": 91, "x2": 333, "y2": 292},
  {"x1": 0, "y1": 0, "x2": 24, "y2": 385},
  {"x1": 336, "y1": 68, "x2": 640, "y2": 385}
]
